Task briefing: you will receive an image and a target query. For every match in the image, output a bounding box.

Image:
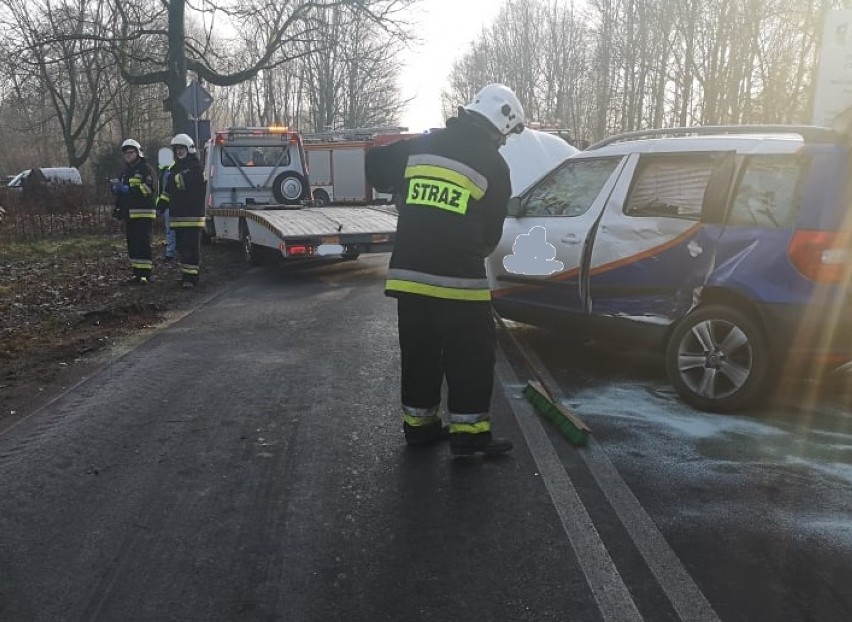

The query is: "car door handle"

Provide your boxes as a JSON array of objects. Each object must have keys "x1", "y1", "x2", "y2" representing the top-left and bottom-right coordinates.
[{"x1": 561, "y1": 234, "x2": 580, "y2": 244}]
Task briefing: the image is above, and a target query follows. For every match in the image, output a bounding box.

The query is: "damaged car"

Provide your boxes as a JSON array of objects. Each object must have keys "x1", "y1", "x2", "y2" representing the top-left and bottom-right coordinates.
[{"x1": 489, "y1": 126, "x2": 852, "y2": 412}]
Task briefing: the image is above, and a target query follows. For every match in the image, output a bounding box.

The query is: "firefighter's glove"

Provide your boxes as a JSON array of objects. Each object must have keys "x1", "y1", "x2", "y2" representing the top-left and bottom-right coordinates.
[
  {"x1": 110, "y1": 182, "x2": 130, "y2": 195},
  {"x1": 111, "y1": 206, "x2": 122, "y2": 221}
]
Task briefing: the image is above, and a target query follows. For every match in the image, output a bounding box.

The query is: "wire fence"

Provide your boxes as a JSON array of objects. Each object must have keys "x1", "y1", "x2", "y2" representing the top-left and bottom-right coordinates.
[{"x1": 0, "y1": 184, "x2": 166, "y2": 244}]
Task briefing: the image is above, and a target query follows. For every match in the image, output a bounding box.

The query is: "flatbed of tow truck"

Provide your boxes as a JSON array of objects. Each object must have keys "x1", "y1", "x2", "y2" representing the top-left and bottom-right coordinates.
[{"x1": 209, "y1": 205, "x2": 398, "y2": 262}]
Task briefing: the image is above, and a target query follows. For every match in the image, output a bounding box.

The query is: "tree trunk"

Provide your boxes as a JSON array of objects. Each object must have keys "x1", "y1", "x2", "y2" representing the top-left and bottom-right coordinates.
[{"x1": 168, "y1": 0, "x2": 189, "y2": 134}]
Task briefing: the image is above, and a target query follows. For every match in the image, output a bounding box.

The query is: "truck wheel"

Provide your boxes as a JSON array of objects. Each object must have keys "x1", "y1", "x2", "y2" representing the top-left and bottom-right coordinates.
[
  {"x1": 313, "y1": 189, "x2": 330, "y2": 206},
  {"x1": 202, "y1": 218, "x2": 215, "y2": 245},
  {"x1": 665, "y1": 305, "x2": 772, "y2": 413},
  {"x1": 273, "y1": 172, "x2": 307, "y2": 205},
  {"x1": 240, "y1": 221, "x2": 264, "y2": 266},
  {"x1": 341, "y1": 246, "x2": 360, "y2": 260}
]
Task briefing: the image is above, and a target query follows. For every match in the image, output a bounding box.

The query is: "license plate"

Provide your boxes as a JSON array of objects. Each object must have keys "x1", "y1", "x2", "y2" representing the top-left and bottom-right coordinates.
[{"x1": 317, "y1": 244, "x2": 344, "y2": 256}]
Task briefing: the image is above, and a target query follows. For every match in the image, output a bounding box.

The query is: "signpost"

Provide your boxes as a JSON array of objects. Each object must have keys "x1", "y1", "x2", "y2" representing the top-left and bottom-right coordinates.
[
  {"x1": 812, "y1": 9, "x2": 852, "y2": 128},
  {"x1": 176, "y1": 81, "x2": 214, "y2": 149}
]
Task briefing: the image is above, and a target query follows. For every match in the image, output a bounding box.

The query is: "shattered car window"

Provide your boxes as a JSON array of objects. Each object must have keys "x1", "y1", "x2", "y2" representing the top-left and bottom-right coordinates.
[
  {"x1": 523, "y1": 158, "x2": 620, "y2": 217},
  {"x1": 625, "y1": 156, "x2": 715, "y2": 220},
  {"x1": 728, "y1": 155, "x2": 805, "y2": 228}
]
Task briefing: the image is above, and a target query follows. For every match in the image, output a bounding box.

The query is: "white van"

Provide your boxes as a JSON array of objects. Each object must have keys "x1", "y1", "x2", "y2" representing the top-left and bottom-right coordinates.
[
  {"x1": 7, "y1": 167, "x2": 83, "y2": 188},
  {"x1": 204, "y1": 127, "x2": 310, "y2": 209}
]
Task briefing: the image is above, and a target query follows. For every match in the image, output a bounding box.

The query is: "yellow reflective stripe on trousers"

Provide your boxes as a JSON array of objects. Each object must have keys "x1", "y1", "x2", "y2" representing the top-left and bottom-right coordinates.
[
  {"x1": 170, "y1": 217, "x2": 206, "y2": 227},
  {"x1": 129, "y1": 259, "x2": 152, "y2": 269},
  {"x1": 449, "y1": 421, "x2": 491, "y2": 434},
  {"x1": 403, "y1": 405, "x2": 440, "y2": 427},
  {"x1": 181, "y1": 265, "x2": 199, "y2": 275},
  {"x1": 406, "y1": 178, "x2": 470, "y2": 214},
  {"x1": 386, "y1": 279, "x2": 490, "y2": 301},
  {"x1": 129, "y1": 209, "x2": 156, "y2": 219}
]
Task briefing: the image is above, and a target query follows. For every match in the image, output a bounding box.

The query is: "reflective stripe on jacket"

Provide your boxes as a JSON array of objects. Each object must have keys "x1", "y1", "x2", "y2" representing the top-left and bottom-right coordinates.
[
  {"x1": 365, "y1": 116, "x2": 511, "y2": 302},
  {"x1": 117, "y1": 157, "x2": 157, "y2": 219},
  {"x1": 163, "y1": 154, "x2": 205, "y2": 222}
]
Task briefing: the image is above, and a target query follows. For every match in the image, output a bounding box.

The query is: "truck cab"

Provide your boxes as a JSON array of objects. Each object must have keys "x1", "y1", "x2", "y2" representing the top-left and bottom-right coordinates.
[{"x1": 204, "y1": 127, "x2": 311, "y2": 210}]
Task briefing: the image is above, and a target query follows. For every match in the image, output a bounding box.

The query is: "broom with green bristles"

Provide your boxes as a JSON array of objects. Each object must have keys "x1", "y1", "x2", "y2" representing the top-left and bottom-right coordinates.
[{"x1": 493, "y1": 311, "x2": 591, "y2": 447}]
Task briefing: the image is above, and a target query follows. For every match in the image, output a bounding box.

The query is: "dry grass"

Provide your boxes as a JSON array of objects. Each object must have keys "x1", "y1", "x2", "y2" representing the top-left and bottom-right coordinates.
[{"x1": 1, "y1": 234, "x2": 248, "y2": 419}]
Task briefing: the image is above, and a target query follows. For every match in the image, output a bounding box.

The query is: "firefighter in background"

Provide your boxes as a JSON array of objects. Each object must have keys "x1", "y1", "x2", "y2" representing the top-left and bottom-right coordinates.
[
  {"x1": 156, "y1": 147, "x2": 177, "y2": 262},
  {"x1": 111, "y1": 138, "x2": 157, "y2": 285},
  {"x1": 365, "y1": 83, "x2": 525, "y2": 457},
  {"x1": 157, "y1": 134, "x2": 206, "y2": 288}
]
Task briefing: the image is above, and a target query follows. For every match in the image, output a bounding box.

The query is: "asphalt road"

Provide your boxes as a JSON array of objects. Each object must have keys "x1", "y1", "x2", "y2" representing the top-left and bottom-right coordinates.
[{"x1": 1, "y1": 255, "x2": 849, "y2": 622}]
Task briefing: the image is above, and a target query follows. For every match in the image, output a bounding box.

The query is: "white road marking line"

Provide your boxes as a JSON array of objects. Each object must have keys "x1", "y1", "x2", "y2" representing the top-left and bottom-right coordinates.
[
  {"x1": 495, "y1": 349, "x2": 644, "y2": 622},
  {"x1": 517, "y1": 338, "x2": 722, "y2": 622}
]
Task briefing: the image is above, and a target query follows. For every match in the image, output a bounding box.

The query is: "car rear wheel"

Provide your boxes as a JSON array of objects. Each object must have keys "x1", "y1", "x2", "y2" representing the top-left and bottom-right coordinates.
[
  {"x1": 665, "y1": 305, "x2": 771, "y2": 412},
  {"x1": 272, "y1": 172, "x2": 307, "y2": 205},
  {"x1": 312, "y1": 188, "x2": 330, "y2": 206}
]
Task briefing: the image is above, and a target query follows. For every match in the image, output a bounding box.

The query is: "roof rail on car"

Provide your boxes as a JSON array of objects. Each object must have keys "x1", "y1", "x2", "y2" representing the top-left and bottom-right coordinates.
[{"x1": 586, "y1": 125, "x2": 842, "y2": 150}]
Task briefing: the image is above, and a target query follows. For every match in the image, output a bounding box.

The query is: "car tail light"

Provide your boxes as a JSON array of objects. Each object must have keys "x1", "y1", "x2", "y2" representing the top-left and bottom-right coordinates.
[
  {"x1": 788, "y1": 230, "x2": 851, "y2": 283},
  {"x1": 286, "y1": 244, "x2": 313, "y2": 257}
]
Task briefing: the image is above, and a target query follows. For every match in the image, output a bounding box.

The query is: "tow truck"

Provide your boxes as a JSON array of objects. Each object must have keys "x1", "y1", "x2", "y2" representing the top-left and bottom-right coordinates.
[{"x1": 203, "y1": 126, "x2": 398, "y2": 264}]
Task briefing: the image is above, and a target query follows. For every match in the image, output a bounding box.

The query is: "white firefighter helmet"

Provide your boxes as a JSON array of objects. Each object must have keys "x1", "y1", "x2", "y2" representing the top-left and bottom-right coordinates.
[
  {"x1": 463, "y1": 84, "x2": 526, "y2": 137},
  {"x1": 170, "y1": 133, "x2": 196, "y2": 154},
  {"x1": 121, "y1": 138, "x2": 143, "y2": 157}
]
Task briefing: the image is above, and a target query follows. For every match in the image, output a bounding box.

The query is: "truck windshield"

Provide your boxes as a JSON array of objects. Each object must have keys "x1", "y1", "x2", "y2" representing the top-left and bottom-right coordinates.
[{"x1": 220, "y1": 145, "x2": 290, "y2": 168}]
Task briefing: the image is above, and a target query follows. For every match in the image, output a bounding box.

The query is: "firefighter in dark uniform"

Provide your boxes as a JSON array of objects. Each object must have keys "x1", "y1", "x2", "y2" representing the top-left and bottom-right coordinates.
[
  {"x1": 157, "y1": 134, "x2": 206, "y2": 288},
  {"x1": 111, "y1": 139, "x2": 157, "y2": 285},
  {"x1": 365, "y1": 84, "x2": 525, "y2": 457}
]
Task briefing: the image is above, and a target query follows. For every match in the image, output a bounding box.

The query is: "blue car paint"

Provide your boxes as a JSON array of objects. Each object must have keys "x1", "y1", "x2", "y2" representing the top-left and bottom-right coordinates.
[
  {"x1": 494, "y1": 269, "x2": 582, "y2": 313},
  {"x1": 796, "y1": 147, "x2": 848, "y2": 230},
  {"x1": 587, "y1": 225, "x2": 716, "y2": 320}
]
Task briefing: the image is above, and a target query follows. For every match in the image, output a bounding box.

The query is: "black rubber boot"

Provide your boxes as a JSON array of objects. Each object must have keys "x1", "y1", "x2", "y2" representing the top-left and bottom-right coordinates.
[
  {"x1": 404, "y1": 422, "x2": 450, "y2": 447},
  {"x1": 450, "y1": 432, "x2": 513, "y2": 457}
]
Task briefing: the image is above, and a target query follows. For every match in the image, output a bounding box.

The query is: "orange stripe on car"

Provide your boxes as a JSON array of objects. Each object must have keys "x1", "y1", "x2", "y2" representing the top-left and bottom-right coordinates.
[{"x1": 588, "y1": 224, "x2": 701, "y2": 276}]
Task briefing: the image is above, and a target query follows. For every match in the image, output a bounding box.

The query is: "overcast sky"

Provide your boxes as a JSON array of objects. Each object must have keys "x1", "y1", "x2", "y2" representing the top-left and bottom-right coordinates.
[{"x1": 397, "y1": 0, "x2": 503, "y2": 132}]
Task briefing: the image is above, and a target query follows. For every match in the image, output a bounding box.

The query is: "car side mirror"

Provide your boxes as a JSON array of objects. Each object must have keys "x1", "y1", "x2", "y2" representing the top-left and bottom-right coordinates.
[{"x1": 506, "y1": 196, "x2": 524, "y2": 217}]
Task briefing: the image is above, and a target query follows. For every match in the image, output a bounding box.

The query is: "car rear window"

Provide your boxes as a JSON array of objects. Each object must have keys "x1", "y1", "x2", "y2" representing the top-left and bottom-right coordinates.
[{"x1": 727, "y1": 154, "x2": 807, "y2": 228}]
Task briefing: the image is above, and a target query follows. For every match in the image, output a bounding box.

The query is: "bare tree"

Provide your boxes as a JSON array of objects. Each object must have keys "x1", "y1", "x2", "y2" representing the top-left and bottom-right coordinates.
[
  {"x1": 14, "y1": 1, "x2": 416, "y2": 133},
  {"x1": 0, "y1": 0, "x2": 120, "y2": 168},
  {"x1": 210, "y1": 3, "x2": 407, "y2": 133},
  {"x1": 108, "y1": 0, "x2": 417, "y2": 132},
  {"x1": 444, "y1": 0, "x2": 832, "y2": 142}
]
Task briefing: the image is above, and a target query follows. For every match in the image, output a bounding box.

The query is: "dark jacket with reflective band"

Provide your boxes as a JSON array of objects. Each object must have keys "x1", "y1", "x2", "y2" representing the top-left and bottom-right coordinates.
[
  {"x1": 159, "y1": 154, "x2": 205, "y2": 228},
  {"x1": 365, "y1": 117, "x2": 511, "y2": 302},
  {"x1": 117, "y1": 158, "x2": 156, "y2": 219}
]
